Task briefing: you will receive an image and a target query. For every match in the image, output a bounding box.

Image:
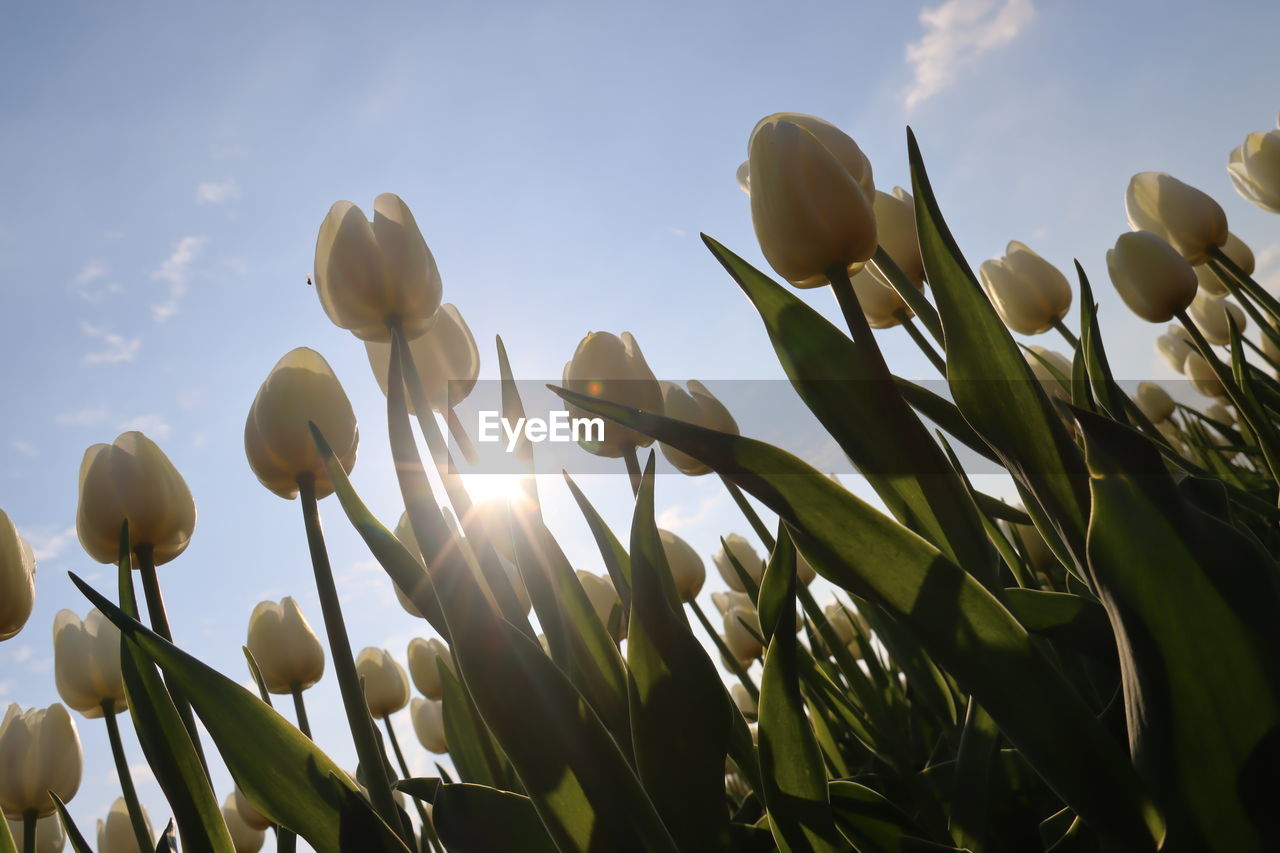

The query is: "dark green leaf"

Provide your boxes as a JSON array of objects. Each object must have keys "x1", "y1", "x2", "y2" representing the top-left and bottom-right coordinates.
[{"x1": 433, "y1": 784, "x2": 558, "y2": 853}]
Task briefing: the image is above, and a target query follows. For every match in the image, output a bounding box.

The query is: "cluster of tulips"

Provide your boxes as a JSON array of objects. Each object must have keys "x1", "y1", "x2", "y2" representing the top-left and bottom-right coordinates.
[{"x1": 3, "y1": 107, "x2": 1280, "y2": 853}]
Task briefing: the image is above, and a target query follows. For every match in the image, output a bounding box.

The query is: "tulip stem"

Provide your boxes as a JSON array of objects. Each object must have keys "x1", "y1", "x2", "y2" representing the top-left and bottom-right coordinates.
[
  {"x1": 383, "y1": 713, "x2": 438, "y2": 852},
  {"x1": 721, "y1": 477, "x2": 775, "y2": 552},
  {"x1": 871, "y1": 246, "x2": 944, "y2": 344},
  {"x1": 687, "y1": 599, "x2": 758, "y2": 701},
  {"x1": 1210, "y1": 245, "x2": 1280, "y2": 325},
  {"x1": 899, "y1": 314, "x2": 948, "y2": 375},
  {"x1": 1050, "y1": 318, "x2": 1080, "y2": 351},
  {"x1": 297, "y1": 474, "x2": 407, "y2": 840},
  {"x1": 622, "y1": 444, "x2": 642, "y2": 496},
  {"x1": 103, "y1": 700, "x2": 153, "y2": 852},
  {"x1": 291, "y1": 684, "x2": 312, "y2": 739},
  {"x1": 134, "y1": 544, "x2": 209, "y2": 776},
  {"x1": 21, "y1": 810, "x2": 34, "y2": 853}
]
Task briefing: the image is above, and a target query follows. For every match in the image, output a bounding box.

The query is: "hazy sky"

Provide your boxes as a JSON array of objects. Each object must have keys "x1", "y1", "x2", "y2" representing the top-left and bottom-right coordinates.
[{"x1": 3, "y1": 0, "x2": 1279, "y2": 845}]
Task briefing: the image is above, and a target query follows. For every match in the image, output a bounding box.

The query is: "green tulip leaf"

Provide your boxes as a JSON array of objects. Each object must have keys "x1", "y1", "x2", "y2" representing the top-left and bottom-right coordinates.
[
  {"x1": 563, "y1": 471, "x2": 633, "y2": 607},
  {"x1": 70, "y1": 573, "x2": 411, "y2": 853},
  {"x1": 1002, "y1": 588, "x2": 1115, "y2": 663},
  {"x1": 433, "y1": 784, "x2": 558, "y2": 853},
  {"x1": 394, "y1": 777, "x2": 441, "y2": 803},
  {"x1": 827, "y1": 780, "x2": 933, "y2": 853},
  {"x1": 438, "y1": 660, "x2": 510, "y2": 790},
  {"x1": 545, "y1": 384, "x2": 1162, "y2": 851},
  {"x1": 51, "y1": 792, "x2": 94, "y2": 853}
]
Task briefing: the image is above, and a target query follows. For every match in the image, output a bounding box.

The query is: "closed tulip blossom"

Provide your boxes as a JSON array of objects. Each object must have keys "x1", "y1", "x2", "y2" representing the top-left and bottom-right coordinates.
[
  {"x1": 868, "y1": 187, "x2": 924, "y2": 286},
  {"x1": 795, "y1": 552, "x2": 817, "y2": 586},
  {"x1": 5, "y1": 814, "x2": 63, "y2": 853},
  {"x1": 1107, "y1": 231, "x2": 1198, "y2": 323},
  {"x1": 713, "y1": 534, "x2": 764, "y2": 592},
  {"x1": 365, "y1": 303, "x2": 480, "y2": 414},
  {"x1": 244, "y1": 348, "x2": 358, "y2": 501},
  {"x1": 97, "y1": 797, "x2": 152, "y2": 853},
  {"x1": 735, "y1": 160, "x2": 751, "y2": 194},
  {"x1": 849, "y1": 266, "x2": 914, "y2": 328},
  {"x1": 711, "y1": 590, "x2": 752, "y2": 618},
  {"x1": 0, "y1": 510, "x2": 35, "y2": 641},
  {"x1": 979, "y1": 241, "x2": 1073, "y2": 335},
  {"x1": 355, "y1": 648, "x2": 410, "y2": 718},
  {"x1": 407, "y1": 637, "x2": 455, "y2": 700},
  {"x1": 1188, "y1": 291, "x2": 1247, "y2": 346},
  {"x1": 562, "y1": 331, "x2": 663, "y2": 457},
  {"x1": 1228, "y1": 120, "x2": 1280, "y2": 214},
  {"x1": 246, "y1": 598, "x2": 325, "y2": 695},
  {"x1": 313, "y1": 193, "x2": 442, "y2": 342},
  {"x1": 53, "y1": 609, "x2": 126, "y2": 717},
  {"x1": 730, "y1": 683, "x2": 757, "y2": 717},
  {"x1": 658, "y1": 529, "x2": 705, "y2": 602},
  {"x1": 411, "y1": 697, "x2": 448, "y2": 754},
  {"x1": 1135, "y1": 382, "x2": 1176, "y2": 424},
  {"x1": 1024, "y1": 347, "x2": 1073, "y2": 403},
  {"x1": 0, "y1": 703, "x2": 82, "y2": 819},
  {"x1": 747, "y1": 113, "x2": 878, "y2": 287},
  {"x1": 723, "y1": 606, "x2": 764, "y2": 663},
  {"x1": 1184, "y1": 352, "x2": 1226, "y2": 399},
  {"x1": 577, "y1": 571, "x2": 625, "y2": 641},
  {"x1": 232, "y1": 787, "x2": 272, "y2": 832},
  {"x1": 1156, "y1": 325, "x2": 1196, "y2": 373},
  {"x1": 1194, "y1": 232, "x2": 1255, "y2": 297},
  {"x1": 1125, "y1": 172, "x2": 1228, "y2": 264},
  {"x1": 221, "y1": 794, "x2": 266, "y2": 853},
  {"x1": 823, "y1": 602, "x2": 857, "y2": 646},
  {"x1": 658, "y1": 381, "x2": 738, "y2": 475},
  {"x1": 76, "y1": 432, "x2": 195, "y2": 566}
]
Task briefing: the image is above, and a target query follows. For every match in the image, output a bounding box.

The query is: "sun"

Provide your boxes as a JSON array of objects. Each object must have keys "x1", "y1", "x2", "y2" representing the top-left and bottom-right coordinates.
[{"x1": 459, "y1": 473, "x2": 530, "y2": 505}]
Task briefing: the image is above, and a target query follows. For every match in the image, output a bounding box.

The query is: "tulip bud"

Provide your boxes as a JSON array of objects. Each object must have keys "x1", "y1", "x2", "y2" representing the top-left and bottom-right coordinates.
[
  {"x1": 53, "y1": 609, "x2": 126, "y2": 718},
  {"x1": 1194, "y1": 232, "x2": 1254, "y2": 297},
  {"x1": 723, "y1": 606, "x2": 764, "y2": 663},
  {"x1": 5, "y1": 814, "x2": 63, "y2": 853},
  {"x1": 0, "y1": 703, "x2": 82, "y2": 818},
  {"x1": 849, "y1": 266, "x2": 915, "y2": 328},
  {"x1": 97, "y1": 797, "x2": 152, "y2": 853},
  {"x1": 244, "y1": 348, "x2": 358, "y2": 501},
  {"x1": 246, "y1": 598, "x2": 325, "y2": 695},
  {"x1": 1228, "y1": 123, "x2": 1280, "y2": 214},
  {"x1": 979, "y1": 241, "x2": 1073, "y2": 335},
  {"x1": 221, "y1": 794, "x2": 266, "y2": 853},
  {"x1": 735, "y1": 161, "x2": 751, "y2": 195},
  {"x1": 562, "y1": 332, "x2": 663, "y2": 457},
  {"x1": 407, "y1": 637, "x2": 455, "y2": 700},
  {"x1": 657, "y1": 529, "x2": 705, "y2": 602},
  {"x1": 823, "y1": 602, "x2": 857, "y2": 646},
  {"x1": 232, "y1": 787, "x2": 272, "y2": 831},
  {"x1": 0, "y1": 510, "x2": 35, "y2": 641},
  {"x1": 1106, "y1": 231, "x2": 1198, "y2": 323},
  {"x1": 1156, "y1": 325, "x2": 1196, "y2": 373},
  {"x1": 365, "y1": 303, "x2": 480, "y2": 414},
  {"x1": 1157, "y1": 420, "x2": 1187, "y2": 455},
  {"x1": 747, "y1": 113, "x2": 877, "y2": 287},
  {"x1": 313, "y1": 193, "x2": 443, "y2": 342},
  {"x1": 76, "y1": 432, "x2": 195, "y2": 566},
  {"x1": 577, "y1": 571, "x2": 625, "y2": 641},
  {"x1": 1206, "y1": 402, "x2": 1235, "y2": 425},
  {"x1": 658, "y1": 381, "x2": 738, "y2": 475},
  {"x1": 730, "y1": 683, "x2": 756, "y2": 718},
  {"x1": 1135, "y1": 382, "x2": 1175, "y2": 424},
  {"x1": 356, "y1": 648, "x2": 410, "y2": 717},
  {"x1": 795, "y1": 552, "x2": 817, "y2": 586},
  {"x1": 712, "y1": 534, "x2": 763, "y2": 592},
  {"x1": 710, "y1": 590, "x2": 752, "y2": 617},
  {"x1": 410, "y1": 697, "x2": 448, "y2": 754},
  {"x1": 1023, "y1": 347, "x2": 1073, "y2": 403},
  {"x1": 1188, "y1": 291, "x2": 1247, "y2": 346},
  {"x1": 1125, "y1": 172, "x2": 1228, "y2": 264},
  {"x1": 1184, "y1": 352, "x2": 1225, "y2": 399},
  {"x1": 869, "y1": 187, "x2": 924, "y2": 285}
]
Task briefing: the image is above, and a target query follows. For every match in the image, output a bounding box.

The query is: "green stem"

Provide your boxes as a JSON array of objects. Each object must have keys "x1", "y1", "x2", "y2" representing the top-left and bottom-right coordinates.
[
  {"x1": 297, "y1": 474, "x2": 406, "y2": 838},
  {"x1": 102, "y1": 701, "x2": 152, "y2": 852},
  {"x1": 688, "y1": 599, "x2": 758, "y2": 701},
  {"x1": 870, "y1": 246, "x2": 944, "y2": 344},
  {"x1": 291, "y1": 684, "x2": 312, "y2": 739},
  {"x1": 22, "y1": 811, "x2": 34, "y2": 853},
  {"x1": 899, "y1": 313, "x2": 948, "y2": 375},
  {"x1": 446, "y1": 407, "x2": 479, "y2": 466},
  {"x1": 134, "y1": 544, "x2": 208, "y2": 775},
  {"x1": 1210, "y1": 245, "x2": 1280, "y2": 325},
  {"x1": 622, "y1": 444, "x2": 642, "y2": 497},
  {"x1": 721, "y1": 477, "x2": 774, "y2": 551},
  {"x1": 383, "y1": 714, "x2": 432, "y2": 852},
  {"x1": 1050, "y1": 317, "x2": 1080, "y2": 350}
]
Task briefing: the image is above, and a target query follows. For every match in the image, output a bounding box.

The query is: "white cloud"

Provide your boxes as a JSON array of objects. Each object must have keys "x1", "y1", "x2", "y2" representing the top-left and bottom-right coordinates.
[
  {"x1": 10, "y1": 440, "x2": 35, "y2": 458},
  {"x1": 195, "y1": 179, "x2": 240, "y2": 205},
  {"x1": 1254, "y1": 242, "x2": 1280, "y2": 294},
  {"x1": 657, "y1": 495, "x2": 721, "y2": 531},
  {"x1": 55, "y1": 406, "x2": 111, "y2": 427},
  {"x1": 116, "y1": 413, "x2": 172, "y2": 439},
  {"x1": 23, "y1": 526, "x2": 77, "y2": 562},
  {"x1": 150, "y1": 236, "x2": 206, "y2": 322},
  {"x1": 80, "y1": 320, "x2": 141, "y2": 364},
  {"x1": 904, "y1": 0, "x2": 1035, "y2": 110},
  {"x1": 71, "y1": 259, "x2": 122, "y2": 302}
]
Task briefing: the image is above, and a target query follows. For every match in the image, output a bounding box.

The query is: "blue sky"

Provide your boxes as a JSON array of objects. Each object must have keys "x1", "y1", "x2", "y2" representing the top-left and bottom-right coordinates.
[{"x1": 3, "y1": 0, "x2": 1280, "y2": 845}]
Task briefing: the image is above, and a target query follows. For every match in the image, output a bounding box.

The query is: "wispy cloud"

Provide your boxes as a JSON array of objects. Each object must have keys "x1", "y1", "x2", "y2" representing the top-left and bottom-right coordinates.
[
  {"x1": 116, "y1": 413, "x2": 172, "y2": 439},
  {"x1": 10, "y1": 440, "x2": 36, "y2": 458},
  {"x1": 55, "y1": 406, "x2": 111, "y2": 428},
  {"x1": 904, "y1": 0, "x2": 1035, "y2": 110},
  {"x1": 71, "y1": 259, "x2": 122, "y2": 302},
  {"x1": 195, "y1": 179, "x2": 240, "y2": 205},
  {"x1": 150, "y1": 236, "x2": 205, "y2": 322},
  {"x1": 80, "y1": 320, "x2": 141, "y2": 364},
  {"x1": 657, "y1": 495, "x2": 721, "y2": 531},
  {"x1": 23, "y1": 526, "x2": 77, "y2": 562}
]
